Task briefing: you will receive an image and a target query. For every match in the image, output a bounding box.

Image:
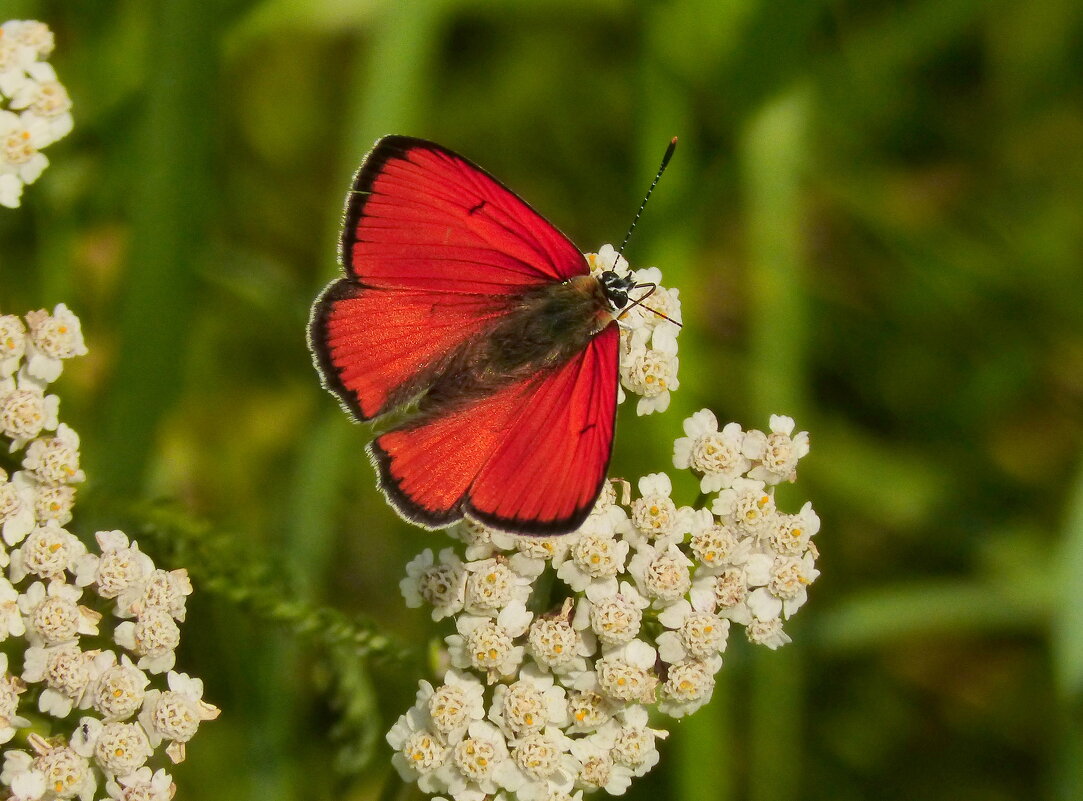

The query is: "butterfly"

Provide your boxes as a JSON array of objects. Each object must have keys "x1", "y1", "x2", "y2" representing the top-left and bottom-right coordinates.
[{"x1": 309, "y1": 135, "x2": 667, "y2": 536}]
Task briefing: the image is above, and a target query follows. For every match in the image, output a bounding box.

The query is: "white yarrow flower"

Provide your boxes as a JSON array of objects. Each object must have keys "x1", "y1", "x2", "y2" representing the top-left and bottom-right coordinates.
[
  {"x1": 22, "y1": 423, "x2": 85, "y2": 486},
  {"x1": 113, "y1": 610, "x2": 180, "y2": 674},
  {"x1": 89, "y1": 653, "x2": 149, "y2": 722},
  {"x1": 138, "y1": 672, "x2": 219, "y2": 764},
  {"x1": 8, "y1": 67, "x2": 73, "y2": 143},
  {"x1": 445, "y1": 601, "x2": 531, "y2": 683},
  {"x1": 712, "y1": 477, "x2": 776, "y2": 539},
  {"x1": 22, "y1": 306, "x2": 86, "y2": 384},
  {"x1": 565, "y1": 687, "x2": 616, "y2": 734},
  {"x1": 687, "y1": 508, "x2": 752, "y2": 573},
  {"x1": 768, "y1": 501, "x2": 820, "y2": 556},
  {"x1": 0, "y1": 315, "x2": 26, "y2": 376},
  {"x1": 746, "y1": 616, "x2": 792, "y2": 649},
  {"x1": 743, "y1": 414, "x2": 810, "y2": 485},
  {"x1": 658, "y1": 658, "x2": 719, "y2": 718},
  {"x1": 570, "y1": 726, "x2": 634, "y2": 795},
  {"x1": 462, "y1": 557, "x2": 532, "y2": 617},
  {"x1": 689, "y1": 554, "x2": 772, "y2": 627},
  {"x1": 527, "y1": 602, "x2": 595, "y2": 676},
  {"x1": 0, "y1": 378, "x2": 59, "y2": 449},
  {"x1": 489, "y1": 664, "x2": 569, "y2": 738},
  {"x1": 9, "y1": 522, "x2": 87, "y2": 583},
  {"x1": 656, "y1": 599, "x2": 729, "y2": 664},
  {"x1": 103, "y1": 768, "x2": 175, "y2": 801},
  {"x1": 14, "y1": 732, "x2": 97, "y2": 801},
  {"x1": 0, "y1": 577, "x2": 24, "y2": 638},
  {"x1": 19, "y1": 580, "x2": 101, "y2": 646},
  {"x1": 0, "y1": 110, "x2": 50, "y2": 195},
  {"x1": 31, "y1": 481, "x2": 77, "y2": 527},
  {"x1": 747, "y1": 551, "x2": 820, "y2": 621},
  {"x1": 0, "y1": 469, "x2": 35, "y2": 545},
  {"x1": 400, "y1": 548, "x2": 467, "y2": 621},
  {"x1": 501, "y1": 726, "x2": 579, "y2": 800},
  {"x1": 673, "y1": 410, "x2": 752, "y2": 492},
  {"x1": 556, "y1": 529, "x2": 628, "y2": 594},
  {"x1": 420, "y1": 669, "x2": 486, "y2": 743},
  {"x1": 448, "y1": 518, "x2": 518, "y2": 561},
  {"x1": 0, "y1": 653, "x2": 30, "y2": 743},
  {"x1": 510, "y1": 534, "x2": 572, "y2": 578},
  {"x1": 0, "y1": 302, "x2": 214, "y2": 797},
  {"x1": 572, "y1": 580, "x2": 648, "y2": 648},
  {"x1": 122, "y1": 567, "x2": 192, "y2": 621},
  {"x1": 621, "y1": 343, "x2": 679, "y2": 416},
  {"x1": 0, "y1": 21, "x2": 72, "y2": 208},
  {"x1": 386, "y1": 706, "x2": 451, "y2": 794},
  {"x1": 73, "y1": 718, "x2": 153, "y2": 778},
  {"x1": 437, "y1": 720, "x2": 514, "y2": 799},
  {"x1": 626, "y1": 542, "x2": 693, "y2": 607},
  {"x1": 611, "y1": 705, "x2": 667, "y2": 777},
  {"x1": 73, "y1": 531, "x2": 154, "y2": 600},
  {"x1": 627, "y1": 472, "x2": 691, "y2": 549},
  {"x1": 22, "y1": 643, "x2": 109, "y2": 718},
  {"x1": 594, "y1": 640, "x2": 659, "y2": 705}
]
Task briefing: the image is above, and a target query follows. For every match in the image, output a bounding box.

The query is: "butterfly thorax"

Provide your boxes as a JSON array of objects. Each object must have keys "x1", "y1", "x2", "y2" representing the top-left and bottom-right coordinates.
[
  {"x1": 489, "y1": 274, "x2": 615, "y2": 369},
  {"x1": 408, "y1": 275, "x2": 615, "y2": 421}
]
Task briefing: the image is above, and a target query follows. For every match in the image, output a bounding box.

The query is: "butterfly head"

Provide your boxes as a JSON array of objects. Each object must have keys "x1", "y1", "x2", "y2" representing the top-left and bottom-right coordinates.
[{"x1": 599, "y1": 269, "x2": 638, "y2": 311}]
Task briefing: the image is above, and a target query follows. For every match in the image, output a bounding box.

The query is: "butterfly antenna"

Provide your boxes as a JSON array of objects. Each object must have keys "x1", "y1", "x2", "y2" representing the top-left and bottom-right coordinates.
[
  {"x1": 614, "y1": 137, "x2": 678, "y2": 265},
  {"x1": 619, "y1": 283, "x2": 683, "y2": 327}
]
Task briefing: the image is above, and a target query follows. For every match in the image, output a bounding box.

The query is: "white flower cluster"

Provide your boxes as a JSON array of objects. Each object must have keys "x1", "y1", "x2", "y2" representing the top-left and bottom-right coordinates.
[
  {"x1": 0, "y1": 20, "x2": 73, "y2": 209},
  {"x1": 390, "y1": 411, "x2": 819, "y2": 800},
  {"x1": 0, "y1": 304, "x2": 218, "y2": 801},
  {"x1": 586, "y1": 245, "x2": 681, "y2": 416}
]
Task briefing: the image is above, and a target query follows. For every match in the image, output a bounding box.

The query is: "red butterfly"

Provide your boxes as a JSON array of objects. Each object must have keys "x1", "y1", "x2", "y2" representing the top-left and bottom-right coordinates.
[{"x1": 309, "y1": 136, "x2": 666, "y2": 535}]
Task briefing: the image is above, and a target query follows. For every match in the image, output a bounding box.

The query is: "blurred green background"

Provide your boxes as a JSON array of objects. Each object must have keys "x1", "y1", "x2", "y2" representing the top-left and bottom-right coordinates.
[{"x1": 3, "y1": 0, "x2": 1083, "y2": 799}]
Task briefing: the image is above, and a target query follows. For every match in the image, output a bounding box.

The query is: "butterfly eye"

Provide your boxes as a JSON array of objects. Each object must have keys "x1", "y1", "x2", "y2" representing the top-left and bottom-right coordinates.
[{"x1": 607, "y1": 289, "x2": 629, "y2": 309}]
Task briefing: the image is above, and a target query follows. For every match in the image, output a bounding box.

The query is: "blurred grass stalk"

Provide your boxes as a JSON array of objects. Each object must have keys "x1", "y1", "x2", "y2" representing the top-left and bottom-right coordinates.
[
  {"x1": 741, "y1": 84, "x2": 812, "y2": 801},
  {"x1": 1052, "y1": 462, "x2": 1083, "y2": 800},
  {"x1": 286, "y1": 0, "x2": 451, "y2": 795},
  {"x1": 100, "y1": 0, "x2": 218, "y2": 494},
  {"x1": 634, "y1": 1, "x2": 736, "y2": 797},
  {"x1": 98, "y1": 3, "x2": 293, "y2": 797}
]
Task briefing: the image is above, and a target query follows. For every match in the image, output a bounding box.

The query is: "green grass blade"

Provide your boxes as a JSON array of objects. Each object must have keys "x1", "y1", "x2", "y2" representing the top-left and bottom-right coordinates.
[
  {"x1": 740, "y1": 83, "x2": 812, "y2": 801},
  {"x1": 97, "y1": 0, "x2": 222, "y2": 494}
]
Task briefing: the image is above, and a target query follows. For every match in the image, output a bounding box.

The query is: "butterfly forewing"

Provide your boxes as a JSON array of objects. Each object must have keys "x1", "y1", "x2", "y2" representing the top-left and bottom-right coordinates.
[
  {"x1": 343, "y1": 137, "x2": 589, "y2": 290},
  {"x1": 312, "y1": 282, "x2": 513, "y2": 420}
]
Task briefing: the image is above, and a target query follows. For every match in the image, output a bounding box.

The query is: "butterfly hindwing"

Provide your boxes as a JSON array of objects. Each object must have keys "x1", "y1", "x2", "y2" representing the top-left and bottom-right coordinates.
[
  {"x1": 467, "y1": 325, "x2": 620, "y2": 533},
  {"x1": 370, "y1": 325, "x2": 620, "y2": 534},
  {"x1": 367, "y1": 377, "x2": 538, "y2": 529}
]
